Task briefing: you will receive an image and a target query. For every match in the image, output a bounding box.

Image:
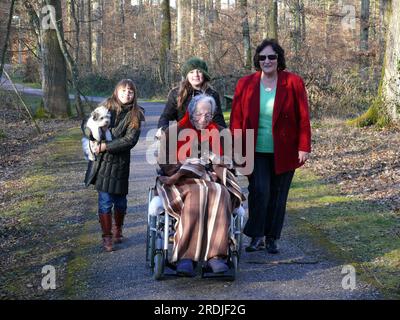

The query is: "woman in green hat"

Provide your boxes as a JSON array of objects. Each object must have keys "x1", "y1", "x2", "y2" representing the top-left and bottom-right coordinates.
[{"x1": 158, "y1": 57, "x2": 226, "y2": 130}]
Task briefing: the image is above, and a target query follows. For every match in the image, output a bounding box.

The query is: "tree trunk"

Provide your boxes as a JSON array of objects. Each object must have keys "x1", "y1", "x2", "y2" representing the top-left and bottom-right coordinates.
[
  {"x1": 359, "y1": 0, "x2": 370, "y2": 81},
  {"x1": 374, "y1": 0, "x2": 389, "y2": 84},
  {"x1": 360, "y1": 0, "x2": 370, "y2": 51},
  {"x1": 239, "y1": 0, "x2": 251, "y2": 70},
  {"x1": 118, "y1": 0, "x2": 127, "y2": 65},
  {"x1": 324, "y1": 0, "x2": 334, "y2": 50},
  {"x1": 263, "y1": 0, "x2": 278, "y2": 40},
  {"x1": 301, "y1": 0, "x2": 306, "y2": 42},
  {"x1": 177, "y1": 0, "x2": 183, "y2": 63},
  {"x1": 178, "y1": 0, "x2": 193, "y2": 61},
  {"x1": 87, "y1": 0, "x2": 93, "y2": 72},
  {"x1": 160, "y1": 0, "x2": 171, "y2": 87},
  {"x1": 66, "y1": 0, "x2": 72, "y2": 32},
  {"x1": 41, "y1": 0, "x2": 71, "y2": 117},
  {"x1": 70, "y1": 0, "x2": 81, "y2": 64},
  {"x1": 45, "y1": 0, "x2": 84, "y2": 118},
  {"x1": 190, "y1": 0, "x2": 197, "y2": 55},
  {"x1": 23, "y1": 1, "x2": 42, "y2": 80},
  {"x1": 0, "y1": 0, "x2": 16, "y2": 80},
  {"x1": 291, "y1": 0, "x2": 303, "y2": 57},
  {"x1": 92, "y1": 0, "x2": 103, "y2": 72},
  {"x1": 206, "y1": 0, "x2": 216, "y2": 66},
  {"x1": 198, "y1": 0, "x2": 206, "y2": 54},
  {"x1": 380, "y1": 0, "x2": 400, "y2": 123}
]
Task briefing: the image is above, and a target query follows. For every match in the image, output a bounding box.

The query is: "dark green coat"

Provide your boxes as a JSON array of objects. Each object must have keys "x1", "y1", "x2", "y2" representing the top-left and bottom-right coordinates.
[{"x1": 84, "y1": 105, "x2": 143, "y2": 195}]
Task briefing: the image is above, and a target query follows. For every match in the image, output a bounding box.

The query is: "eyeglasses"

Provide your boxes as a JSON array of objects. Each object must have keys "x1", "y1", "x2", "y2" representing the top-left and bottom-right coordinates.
[
  {"x1": 258, "y1": 54, "x2": 278, "y2": 61},
  {"x1": 193, "y1": 113, "x2": 212, "y2": 121}
]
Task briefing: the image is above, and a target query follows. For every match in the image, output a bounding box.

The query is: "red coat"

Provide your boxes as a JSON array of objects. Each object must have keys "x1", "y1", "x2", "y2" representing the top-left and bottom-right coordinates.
[{"x1": 230, "y1": 70, "x2": 311, "y2": 175}]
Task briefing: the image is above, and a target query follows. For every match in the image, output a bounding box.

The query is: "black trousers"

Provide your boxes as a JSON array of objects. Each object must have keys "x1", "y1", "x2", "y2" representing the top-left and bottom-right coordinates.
[{"x1": 243, "y1": 153, "x2": 294, "y2": 240}]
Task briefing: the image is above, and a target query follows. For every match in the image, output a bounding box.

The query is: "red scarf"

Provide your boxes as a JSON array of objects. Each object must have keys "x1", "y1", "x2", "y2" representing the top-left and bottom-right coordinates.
[{"x1": 176, "y1": 112, "x2": 223, "y2": 163}]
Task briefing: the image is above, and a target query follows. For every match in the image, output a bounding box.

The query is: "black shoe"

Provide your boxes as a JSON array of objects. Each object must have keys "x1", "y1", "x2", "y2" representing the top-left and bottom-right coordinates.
[
  {"x1": 245, "y1": 237, "x2": 265, "y2": 252},
  {"x1": 265, "y1": 238, "x2": 279, "y2": 254}
]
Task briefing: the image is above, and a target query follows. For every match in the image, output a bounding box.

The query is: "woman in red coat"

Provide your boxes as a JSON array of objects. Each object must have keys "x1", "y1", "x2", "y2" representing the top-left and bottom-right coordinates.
[{"x1": 230, "y1": 39, "x2": 311, "y2": 254}]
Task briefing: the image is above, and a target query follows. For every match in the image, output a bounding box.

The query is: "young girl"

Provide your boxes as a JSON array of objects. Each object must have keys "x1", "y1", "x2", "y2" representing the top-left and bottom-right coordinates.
[
  {"x1": 157, "y1": 57, "x2": 226, "y2": 130},
  {"x1": 84, "y1": 79, "x2": 145, "y2": 252}
]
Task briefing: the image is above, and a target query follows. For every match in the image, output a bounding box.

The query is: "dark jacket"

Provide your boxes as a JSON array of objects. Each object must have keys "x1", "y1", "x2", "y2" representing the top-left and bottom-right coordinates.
[
  {"x1": 84, "y1": 104, "x2": 144, "y2": 195},
  {"x1": 157, "y1": 86, "x2": 226, "y2": 129}
]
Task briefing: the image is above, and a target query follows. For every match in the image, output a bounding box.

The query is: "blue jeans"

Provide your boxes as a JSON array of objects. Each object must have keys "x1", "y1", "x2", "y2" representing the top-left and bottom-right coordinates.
[{"x1": 98, "y1": 191, "x2": 127, "y2": 215}]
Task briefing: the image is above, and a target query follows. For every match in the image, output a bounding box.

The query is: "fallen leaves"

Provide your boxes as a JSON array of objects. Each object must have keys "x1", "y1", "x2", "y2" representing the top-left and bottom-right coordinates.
[{"x1": 305, "y1": 119, "x2": 400, "y2": 212}]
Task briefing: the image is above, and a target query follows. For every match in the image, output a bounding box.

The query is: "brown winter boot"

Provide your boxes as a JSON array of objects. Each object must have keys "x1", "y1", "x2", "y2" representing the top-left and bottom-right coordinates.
[
  {"x1": 99, "y1": 214, "x2": 113, "y2": 252},
  {"x1": 113, "y1": 209, "x2": 126, "y2": 244}
]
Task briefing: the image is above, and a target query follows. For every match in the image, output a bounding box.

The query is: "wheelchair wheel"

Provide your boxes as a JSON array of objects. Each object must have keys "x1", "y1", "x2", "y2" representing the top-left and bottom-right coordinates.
[
  {"x1": 147, "y1": 215, "x2": 157, "y2": 268},
  {"x1": 236, "y1": 232, "x2": 243, "y2": 257},
  {"x1": 235, "y1": 216, "x2": 243, "y2": 256},
  {"x1": 145, "y1": 224, "x2": 150, "y2": 264},
  {"x1": 153, "y1": 251, "x2": 164, "y2": 280},
  {"x1": 232, "y1": 252, "x2": 239, "y2": 273},
  {"x1": 153, "y1": 236, "x2": 164, "y2": 280}
]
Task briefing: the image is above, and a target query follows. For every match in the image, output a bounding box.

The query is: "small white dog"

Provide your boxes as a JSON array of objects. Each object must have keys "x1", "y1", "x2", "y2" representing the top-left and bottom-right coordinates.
[{"x1": 82, "y1": 106, "x2": 112, "y2": 161}]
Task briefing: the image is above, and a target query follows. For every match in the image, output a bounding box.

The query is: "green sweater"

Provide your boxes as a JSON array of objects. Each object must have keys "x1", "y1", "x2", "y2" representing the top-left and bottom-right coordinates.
[{"x1": 256, "y1": 83, "x2": 276, "y2": 153}]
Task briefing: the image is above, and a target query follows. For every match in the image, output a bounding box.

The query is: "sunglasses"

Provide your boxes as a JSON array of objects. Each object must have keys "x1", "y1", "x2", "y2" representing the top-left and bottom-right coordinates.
[{"x1": 258, "y1": 54, "x2": 278, "y2": 61}]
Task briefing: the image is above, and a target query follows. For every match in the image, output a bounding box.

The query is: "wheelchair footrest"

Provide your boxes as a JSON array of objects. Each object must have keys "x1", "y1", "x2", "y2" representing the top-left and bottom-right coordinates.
[
  {"x1": 162, "y1": 267, "x2": 180, "y2": 277},
  {"x1": 201, "y1": 265, "x2": 235, "y2": 279}
]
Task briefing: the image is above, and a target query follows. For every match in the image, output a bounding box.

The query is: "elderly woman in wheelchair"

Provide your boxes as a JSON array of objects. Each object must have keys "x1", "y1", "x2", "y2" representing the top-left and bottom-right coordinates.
[{"x1": 146, "y1": 94, "x2": 245, "y2": 280}]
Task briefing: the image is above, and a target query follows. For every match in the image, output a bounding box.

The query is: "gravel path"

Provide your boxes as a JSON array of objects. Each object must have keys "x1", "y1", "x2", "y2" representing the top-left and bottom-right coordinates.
[{"x1": 72, "y1": 102, "x2": 382, "y2": 300}]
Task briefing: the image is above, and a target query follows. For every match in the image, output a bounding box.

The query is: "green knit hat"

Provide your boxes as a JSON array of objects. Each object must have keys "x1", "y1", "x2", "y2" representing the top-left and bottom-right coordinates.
[{"x1": 181, "y1": 57, "x2": 211, "y2": 81}]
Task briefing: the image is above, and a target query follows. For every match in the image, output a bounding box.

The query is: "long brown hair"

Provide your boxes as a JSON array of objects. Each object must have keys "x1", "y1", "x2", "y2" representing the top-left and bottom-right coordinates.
[
  {"x1": 103, "y1": 79, "x2": 143, "y2": 129},
  {"x1": 177, "y1": 78, "x2": 210, "y2": 110}
]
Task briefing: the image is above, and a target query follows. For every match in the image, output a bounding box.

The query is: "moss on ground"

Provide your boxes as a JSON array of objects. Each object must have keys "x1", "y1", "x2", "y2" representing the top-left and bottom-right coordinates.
[{"x1": 63, "y1": 219, "x2": 99, "y2": 299}]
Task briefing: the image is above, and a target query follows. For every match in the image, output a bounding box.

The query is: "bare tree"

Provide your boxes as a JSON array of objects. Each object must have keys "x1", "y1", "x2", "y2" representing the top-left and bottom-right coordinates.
[
  {"x1": 92, "y1": 0, "x2": 103, "y2": 72},
  {"x1": 239, "y1": 0, "x2": 252, "y2": 70},
  {"x1": 177, "y1": 0, "x2": 183, "y2": 62},
  {"x1": 40, "y1": 0, "x2": 71, "y2": 117},
  {"x1": 87, "y1": 0, "x2": 93, "y2": 72},
  {"x1": 264, "y1": 0, "x2": 278, "y2": 40},
  {"x1": 380, "y1": 0, "x2": 400, "y2": 123},
  {"x1": 160, "y1": 0, "x2": 171, "y2": 86},
  {"x1": 0, "y1": 0, "x2": 16, "y2": 80},
  {"x1": 359, "y1": 0, "x2": 370, "y2": 80},
  {"x1": 118, "y1": 0, "x2": 127, "y2": 65},
  {"x1": 324, "y1": 0, "x2": 334, "y2": 50},
  {"x1": 291, "y1": 0, "x2": 305, "y2": 57},
  {"x1": 44, "y1": 0, "x2": 84, "y2": 117},
  {"x1": 69, "y1": 0, "x2": 81, "y2": 64},
  {"x1": 190, "y1": 0, "x2": 197, "y2": 54},
  {"x1": 206, "y1": 0, "x2": 217, "y2": 65},
  {"x1": 198, "y1": 0, "x2": 206, "y2": 54}
]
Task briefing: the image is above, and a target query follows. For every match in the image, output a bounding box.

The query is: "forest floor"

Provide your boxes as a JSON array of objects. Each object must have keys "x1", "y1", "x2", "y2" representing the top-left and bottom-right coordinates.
[
  {"x1": 0, "y1": 99, "x2": 96, "y2": 299},
  {"x1": 0, "y1": 97, "x2": 399, "y2": 299},
  {"x1": 290, "y1": 118, "x2": 400, "y2": 298}
]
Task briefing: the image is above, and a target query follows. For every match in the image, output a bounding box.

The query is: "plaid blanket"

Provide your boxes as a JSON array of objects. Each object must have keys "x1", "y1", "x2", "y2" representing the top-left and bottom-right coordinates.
[{"x1": 156, "y1": 158, "x2": 245, "y2": 262}]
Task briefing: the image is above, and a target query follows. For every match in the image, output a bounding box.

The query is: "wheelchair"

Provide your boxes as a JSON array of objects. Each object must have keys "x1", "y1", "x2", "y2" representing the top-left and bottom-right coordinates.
[{"x1": 145, "y1": 186, "x2": 245, "y2": 281}]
